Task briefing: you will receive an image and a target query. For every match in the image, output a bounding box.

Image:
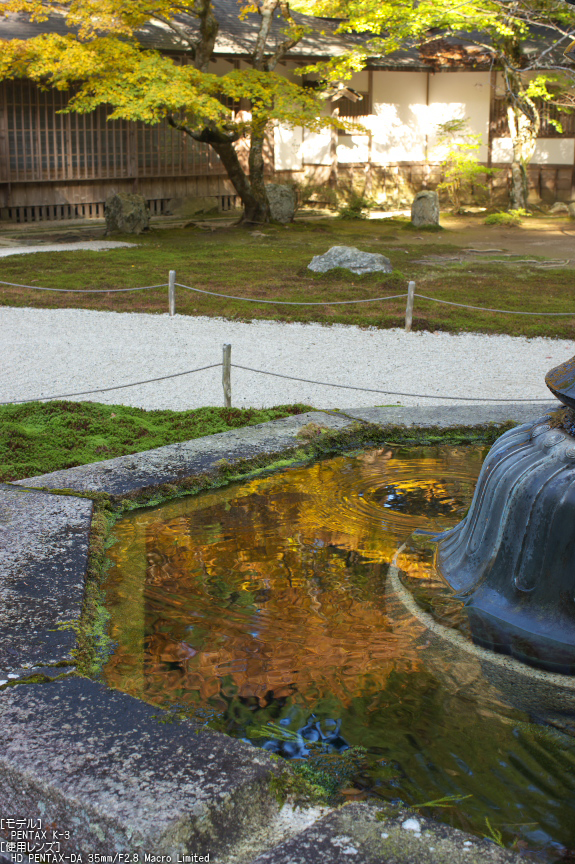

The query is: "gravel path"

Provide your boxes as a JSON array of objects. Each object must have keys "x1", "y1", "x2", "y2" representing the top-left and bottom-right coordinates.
[
  {"x1": 0, "y1": 241, "x2": 137, "y2": 257},
  {"x1": 1, "y1": 306, "x2": 570, "y2": 410}
]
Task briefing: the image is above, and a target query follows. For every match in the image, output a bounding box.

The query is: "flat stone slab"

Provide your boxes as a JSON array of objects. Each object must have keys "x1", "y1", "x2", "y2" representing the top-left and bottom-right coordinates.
[
  {"x1": 14, "y1": 411, "x2": 351, "y2": 497},
  {"x1": 0, "y1": 485, "x2": 92, "y2": 681},
  {"x1": 251, "y1": 802, "x2": 523, "y2": 864},
  {"x1": 338, "y1": 403, "x2": 556, "y2": 428},
  {"x1": 0, "y1": 677, "x2": 287, "y2": 860}
]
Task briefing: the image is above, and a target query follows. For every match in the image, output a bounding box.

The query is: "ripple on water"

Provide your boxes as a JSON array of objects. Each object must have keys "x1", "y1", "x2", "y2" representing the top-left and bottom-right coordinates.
[{"x1": 103, "y1": 445, "x2": 575, "y2": 861}]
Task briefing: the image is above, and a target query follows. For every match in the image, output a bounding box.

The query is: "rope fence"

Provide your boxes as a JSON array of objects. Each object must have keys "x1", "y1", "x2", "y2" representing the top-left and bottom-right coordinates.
[
  {"x1": 0, "y1": 269, "x2": 568, "y2": 406},
  {"x1": 175, "y1": 282, "x2": 409, "y2": 306},
  {"x1": 0, "y1": 344, "x2": 553, "y2": 406},
  {"x1": 2, "y1": 269, "x2": 575, "y2": 322},
  {"x1": 0, "y1": 279, "x2": 169, "y2": 294}
]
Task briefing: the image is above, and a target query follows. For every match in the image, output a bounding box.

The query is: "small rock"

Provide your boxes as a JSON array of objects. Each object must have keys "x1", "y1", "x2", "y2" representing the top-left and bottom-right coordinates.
[
  {"x1": 411, "y1": 190, "x2": 440, "y2": 227},
  {"x1": 402, "y1": 817, "x2": 421, "y2": 834},
  {"x1": 265, "y1": 183, "x2": 297, "y2": 223},
  {"x1": 308, "y1": 245, "x2": 392, "y2": 275},
  {"x1": 105, "y1": 193, "x2": 150, "y2": 235},
  {"x1": 568, "y1": 202, "x2": 575, "y2": 220},
  {"x1": 549, "y1": 201, "x2": 570, "y2": 214}
]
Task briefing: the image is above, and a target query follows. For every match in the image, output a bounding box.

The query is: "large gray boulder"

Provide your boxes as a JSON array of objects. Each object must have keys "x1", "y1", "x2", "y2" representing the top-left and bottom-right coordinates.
[
  {"x1": 411, "y1": 190, "x2": 440, "y2": 227},
  {"x1": 308, "y1": 245, "x2": 392, "y2": 275},
  {"x1": 265, "y1": 183, "x2": 297, "y2": 223},
  {"x1": 105, "y1": 193, "x2": 150, "y2": 234}
]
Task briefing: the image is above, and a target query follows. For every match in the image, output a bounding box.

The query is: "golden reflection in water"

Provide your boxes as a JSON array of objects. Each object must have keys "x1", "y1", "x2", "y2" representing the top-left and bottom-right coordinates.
[{"x1": 103, "y1": 446, "x2": 484, "y2": 712}]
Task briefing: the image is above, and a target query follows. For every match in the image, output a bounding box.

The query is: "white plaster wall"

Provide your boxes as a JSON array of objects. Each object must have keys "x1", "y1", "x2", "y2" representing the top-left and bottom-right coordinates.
[
  {"x1": 531, "y1": 139, "x2": 574, "y2": 164},
  {"x1": 345, "y1": 70, "x2": 370, "y2": 92},
  {"x1": 492, "y1": 137, "x2": 575, "y2": 164},
  {"x1": 302, "y1": 129, "x2": 332, "y2": 165},
  {"x1": 274, "y1": 124, "x2": 303, "y2": 170},
  {"x1": 427, "y1": 72, "x2": 491, "y2": 162},
  {"x1": 369, "y1": 71, "x2": 428, "y2": 163},
  {"x1": 366, "y1": 70, "x2": 491, "y2": 163},
  {"x1": 336, "y1": 134, "x2": 370, "y2": 163}
]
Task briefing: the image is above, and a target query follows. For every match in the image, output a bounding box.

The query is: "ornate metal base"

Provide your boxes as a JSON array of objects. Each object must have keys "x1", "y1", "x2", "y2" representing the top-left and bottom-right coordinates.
[{"x1": 433, "y1": 410, "x2": 575, "y2": 674}]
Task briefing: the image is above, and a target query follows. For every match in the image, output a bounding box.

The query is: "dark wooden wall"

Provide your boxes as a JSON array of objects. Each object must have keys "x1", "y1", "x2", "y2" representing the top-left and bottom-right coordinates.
[
  {"x1": 1, "y1": 78, "x2": 574, "y2": 221},
  {"x1": 0, "y1": 80, "x2": 234, "y2": 220}
]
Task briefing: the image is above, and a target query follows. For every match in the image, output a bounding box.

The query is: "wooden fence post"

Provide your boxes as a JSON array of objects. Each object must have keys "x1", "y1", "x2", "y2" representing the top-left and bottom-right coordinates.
[
  {"x1": 168, "y1": 270, "x2": 176, "y2": 317},
  {"x1": 222, "y1": 343, "x2": 231, "y2": 407},
  {"x1": 405, "y1": 281, "x2": 415, "y2": 333}
]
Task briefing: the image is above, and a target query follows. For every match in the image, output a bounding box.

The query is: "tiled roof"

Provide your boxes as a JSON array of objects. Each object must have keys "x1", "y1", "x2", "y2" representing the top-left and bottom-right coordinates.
[
  {"x1": 0, "y1": 1, "x2": 568, "y2": 68},
  {"x1": 0, "y1": 0, "x2": 362, "y2": 59}
]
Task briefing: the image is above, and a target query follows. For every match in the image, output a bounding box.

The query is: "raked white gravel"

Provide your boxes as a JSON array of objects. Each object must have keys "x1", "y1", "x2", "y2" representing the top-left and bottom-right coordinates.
[
  {"x1": 0, "y1": 241, "x2": 137, "y2": 257},
  {"x1": 1, "y1": 306, "x2": 570, "y2": 410}
]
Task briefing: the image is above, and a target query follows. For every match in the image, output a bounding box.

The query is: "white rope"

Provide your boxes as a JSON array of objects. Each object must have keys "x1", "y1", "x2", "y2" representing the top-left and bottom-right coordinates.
[
  {"x1": 414, "y1": 293, "x2": 575, "y2": 316},
  {"x1": 0, "y1": 279, "x2": 168, "y2": 293},
  {"x1": 0, "y1": 363, "x2": 222, "y2": 405},
  {"x1": 231, "y1": 364, "x2": 552, "y2": 403},
  {"x1": 176, "y1": 283, "x2": 408, "y2": 306}
]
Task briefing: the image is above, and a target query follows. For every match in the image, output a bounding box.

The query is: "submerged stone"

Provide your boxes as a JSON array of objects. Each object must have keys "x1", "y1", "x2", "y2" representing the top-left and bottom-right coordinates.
[{"x1": 308, "y1": 245, "x2": 392, "y2": 275}]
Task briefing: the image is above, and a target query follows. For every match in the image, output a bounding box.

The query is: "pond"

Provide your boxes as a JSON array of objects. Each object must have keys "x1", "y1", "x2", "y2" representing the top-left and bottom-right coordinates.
[{"x1": 103, "y1": 446, "x2": 575, "y2": 862}]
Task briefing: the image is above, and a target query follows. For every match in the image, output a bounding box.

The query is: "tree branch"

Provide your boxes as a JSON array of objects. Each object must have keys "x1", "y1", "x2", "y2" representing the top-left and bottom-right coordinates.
[
  {"x1": 266, "y1": 1, "x2": 304, "y2": 70},
  {"x1": 252, "y1": 0, "x2": 278, "y2": 70},
  {"x1": 151, "y1": 13, "x2": 199, "y2": 58},
  {"x1": 167, "y1": 114, "x2": 240, "y2": 143},
  {"x1": 193, "y1": 0, "x2": 219, "y2": 72}
]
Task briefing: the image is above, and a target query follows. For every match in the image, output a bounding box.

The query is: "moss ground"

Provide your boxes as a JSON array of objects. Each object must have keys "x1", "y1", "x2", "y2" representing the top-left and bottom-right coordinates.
[
  {"x1": 1, "y1": 215, "x2": 575, "y2": 339},
  {"x1": 0, "y1": 400, "x2": 313, "y2": 482}
]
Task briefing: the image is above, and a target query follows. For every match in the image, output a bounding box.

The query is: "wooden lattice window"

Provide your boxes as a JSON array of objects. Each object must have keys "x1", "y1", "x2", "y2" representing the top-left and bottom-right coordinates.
[
  {"x1": 0, "y1": 80, "x2": 223, "y2": 182},
  {"x1": 335, "y1": 92, "x2": 371, "y2": 118},
  {"x1": 492, "y1": 96, "x2": 575, "y2": 138}
]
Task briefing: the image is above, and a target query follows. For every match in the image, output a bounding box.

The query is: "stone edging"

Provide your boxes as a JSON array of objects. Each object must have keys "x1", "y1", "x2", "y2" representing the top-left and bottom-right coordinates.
[{"x1": 0, "y1": 403, "x2": 551, "y2": 862}]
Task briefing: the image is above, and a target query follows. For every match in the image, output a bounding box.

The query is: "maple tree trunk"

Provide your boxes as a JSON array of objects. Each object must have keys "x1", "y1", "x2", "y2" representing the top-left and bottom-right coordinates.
[
  {"x1": 507, "y1": 103, "x2": 538, "y2": 211},
  {"x1": 247, "y1": 119, "x2": 271, "y2": 223},
  {"x1": 509, "y1": 161, "x2": 528, "y2": 210},
  {"x1": 205, "y1": 136, "x2": 266, "y2": 223}
]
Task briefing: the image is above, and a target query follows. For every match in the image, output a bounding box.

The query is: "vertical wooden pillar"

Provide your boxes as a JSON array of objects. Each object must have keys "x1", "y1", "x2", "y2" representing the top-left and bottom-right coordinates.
[
  {"x1": 329, "y1": 104, "x2": 339, "y2": 190},
  {"x1": 487, "y1": 67, "x2": 497, "y2": 202},
  {"x1": 222, "y1": 344, "x2": 232, "y2": 408},
  {"x1": 0, "y1": 82, "x2": 9, "y2": 198},
  {"x1": 366, "y1": 69, "x2": 374, "y2": 199}
]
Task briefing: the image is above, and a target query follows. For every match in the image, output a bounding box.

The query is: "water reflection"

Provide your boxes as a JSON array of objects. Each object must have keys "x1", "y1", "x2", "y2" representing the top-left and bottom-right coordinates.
[{"x1": 104, "y1": 446, "x2": 575, "y2": 861}]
